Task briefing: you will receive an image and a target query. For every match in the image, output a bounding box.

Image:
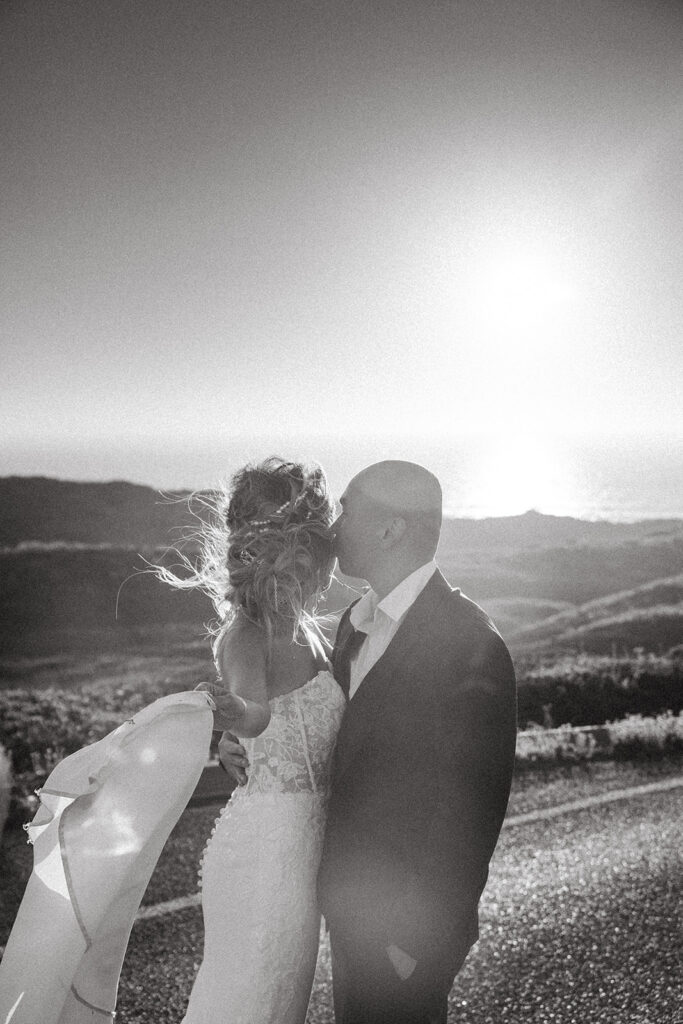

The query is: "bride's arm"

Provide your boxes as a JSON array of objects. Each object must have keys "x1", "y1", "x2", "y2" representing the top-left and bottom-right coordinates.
[{"x1": 208, "y1": 617, "x2": 271, "y2": 738}]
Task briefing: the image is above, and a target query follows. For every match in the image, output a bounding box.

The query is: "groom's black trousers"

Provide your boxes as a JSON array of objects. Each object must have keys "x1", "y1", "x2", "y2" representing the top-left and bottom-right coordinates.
[{"x1": 329, "y1": 929, "x2": 468, "y2": 1024}]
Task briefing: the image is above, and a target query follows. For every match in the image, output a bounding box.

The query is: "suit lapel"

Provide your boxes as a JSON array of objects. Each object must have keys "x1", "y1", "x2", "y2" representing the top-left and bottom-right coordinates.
[{"x1": 333, "y1": 570, "x2": 454, "y2": 781}]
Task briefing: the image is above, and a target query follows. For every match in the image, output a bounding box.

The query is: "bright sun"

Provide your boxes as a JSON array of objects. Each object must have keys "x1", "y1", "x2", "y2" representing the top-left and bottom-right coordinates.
[{"x1": 471, "y1": 251, "x2": 573, "y2": 340}]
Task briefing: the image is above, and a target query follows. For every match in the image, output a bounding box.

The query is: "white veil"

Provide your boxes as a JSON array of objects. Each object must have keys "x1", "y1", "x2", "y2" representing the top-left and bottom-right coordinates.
[{"x1": 0, "y1": 690, "x2": 215, "y2": 1024}]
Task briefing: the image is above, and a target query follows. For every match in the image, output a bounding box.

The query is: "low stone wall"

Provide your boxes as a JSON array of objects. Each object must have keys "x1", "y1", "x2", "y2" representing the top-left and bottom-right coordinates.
[
  {"x1": 189, "y1": 725, "x2": 616, "y2": 807},
  {"x1": 190, "y1": 727, "x2": 616, "y2": 806},
  {"x1": 188, "y1": 718, "x2": 680, "y2": 807}
]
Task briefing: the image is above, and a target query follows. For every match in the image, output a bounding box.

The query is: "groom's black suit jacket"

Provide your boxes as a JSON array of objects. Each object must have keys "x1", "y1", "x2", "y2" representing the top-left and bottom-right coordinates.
[{"x1": 318, "y1": 570, "x2": 517, "y2": 971}]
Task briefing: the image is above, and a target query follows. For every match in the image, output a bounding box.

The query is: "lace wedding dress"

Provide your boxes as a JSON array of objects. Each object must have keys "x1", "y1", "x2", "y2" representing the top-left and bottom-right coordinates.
[{"x1": 181, "y1": 668, "x2": 345, "y2": 1024}]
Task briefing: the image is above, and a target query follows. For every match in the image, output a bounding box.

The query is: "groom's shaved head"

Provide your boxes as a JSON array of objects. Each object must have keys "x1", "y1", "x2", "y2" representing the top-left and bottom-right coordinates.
[
  {"x1": 354, "y1": 460, "x2": 442, "y2": 514},
  {"x1": 351, "y1": 460, "x2": 442, "y2": 557}
]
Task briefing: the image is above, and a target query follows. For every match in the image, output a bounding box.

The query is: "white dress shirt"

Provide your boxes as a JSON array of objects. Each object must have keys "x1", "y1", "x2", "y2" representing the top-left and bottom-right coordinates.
[{"x1": 348, "y1": 560, "x2": 438, "y2": 699}]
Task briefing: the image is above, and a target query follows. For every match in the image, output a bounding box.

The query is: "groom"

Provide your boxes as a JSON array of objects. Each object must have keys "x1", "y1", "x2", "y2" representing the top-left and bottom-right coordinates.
[
  {"x1": 224, "y1": 461, "x2": 517, "y2": 1024},
  {"x1": 317, "y1": 461, "x2": 516, "y2": 1023}
]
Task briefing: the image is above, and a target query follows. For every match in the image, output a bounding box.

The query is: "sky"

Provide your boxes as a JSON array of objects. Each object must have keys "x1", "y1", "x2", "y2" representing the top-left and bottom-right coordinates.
[{"x1": 1, "y1": 0, "x2": 682, "y2": 512}]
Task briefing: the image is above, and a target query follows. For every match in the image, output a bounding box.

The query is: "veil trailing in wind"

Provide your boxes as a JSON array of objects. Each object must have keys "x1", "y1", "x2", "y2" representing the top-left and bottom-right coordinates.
[{"x1": 0, "y1": 690, "x2": 216, "y2": 1024}]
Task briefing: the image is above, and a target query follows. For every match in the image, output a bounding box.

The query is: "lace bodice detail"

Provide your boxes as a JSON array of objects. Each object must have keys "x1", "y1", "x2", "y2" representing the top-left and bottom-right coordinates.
[{"x1": 241, "y1": 669, "x2": 345, "y2": 796}]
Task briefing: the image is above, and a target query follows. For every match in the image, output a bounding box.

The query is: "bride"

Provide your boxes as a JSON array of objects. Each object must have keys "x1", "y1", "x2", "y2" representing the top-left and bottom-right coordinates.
[
  {"x1": 173, "y1": 457, "x2": 345, "y2": 1024},
  {"x1": 0, "y1": 457, "x2": 345, "y2": 1024}
]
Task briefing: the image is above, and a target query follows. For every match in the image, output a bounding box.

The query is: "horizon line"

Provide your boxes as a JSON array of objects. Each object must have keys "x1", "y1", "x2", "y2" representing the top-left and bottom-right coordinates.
[{"x1": 1, "y1": 473, "x2": 681, "y2": 526}]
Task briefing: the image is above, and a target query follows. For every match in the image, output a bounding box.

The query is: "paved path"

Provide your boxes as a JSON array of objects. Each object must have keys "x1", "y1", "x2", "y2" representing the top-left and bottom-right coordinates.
[{"x1": 502, "y1": 773, "x2": 683, "y2": 826}]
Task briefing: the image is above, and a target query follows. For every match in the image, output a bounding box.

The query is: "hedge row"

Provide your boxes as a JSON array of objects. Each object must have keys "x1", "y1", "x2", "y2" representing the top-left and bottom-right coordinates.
[
  {"x1": 517, "y1": 651, "x2": 682, "y2": 728},
  {"x1": 0, "y1": 678, "x2": 219, "y2": 827}
]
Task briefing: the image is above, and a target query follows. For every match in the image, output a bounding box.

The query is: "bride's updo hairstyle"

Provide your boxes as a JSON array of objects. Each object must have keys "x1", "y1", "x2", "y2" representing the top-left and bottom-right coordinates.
[
  {"x1": 223, "y1": 457, "x2": 335, "y2": 638},
  {"x1": 157, "y1": 457, "x2": 335, "y2": 658}
]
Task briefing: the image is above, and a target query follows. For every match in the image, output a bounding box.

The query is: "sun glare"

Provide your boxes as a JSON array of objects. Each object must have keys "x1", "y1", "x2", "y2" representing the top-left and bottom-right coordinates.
[
  {"x1": 458, "y1": 433, "x2": 585, "y2": 518},
  {"x1": 471, "y1": 251, "x2": 573, "y2": 341}
]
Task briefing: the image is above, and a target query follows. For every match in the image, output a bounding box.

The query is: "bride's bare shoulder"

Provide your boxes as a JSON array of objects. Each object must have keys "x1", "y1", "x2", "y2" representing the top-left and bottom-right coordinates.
[{"x1": 216, "y1": 613, "x2": 267, "y2": 692}]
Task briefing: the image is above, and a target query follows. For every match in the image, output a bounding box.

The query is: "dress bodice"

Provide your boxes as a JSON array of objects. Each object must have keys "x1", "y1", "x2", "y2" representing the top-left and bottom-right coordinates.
[
  {"x1": 188, "y1": 672, "x2": 345, "y2": 1024},
  {"x1": 240, "y1": 669, "x2": 345, "y2": 797}
]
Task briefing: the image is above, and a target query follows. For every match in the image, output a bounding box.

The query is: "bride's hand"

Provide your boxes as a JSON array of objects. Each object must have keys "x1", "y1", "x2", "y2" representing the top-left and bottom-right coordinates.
[{"x1": 194, "y1": 682, "x2": 248, "y2": 732}]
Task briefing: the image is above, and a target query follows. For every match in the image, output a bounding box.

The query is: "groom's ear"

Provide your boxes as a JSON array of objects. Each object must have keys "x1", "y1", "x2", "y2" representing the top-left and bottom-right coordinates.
[{"x1": 380, "y1": 516, "x2": 407, "y2": 547}]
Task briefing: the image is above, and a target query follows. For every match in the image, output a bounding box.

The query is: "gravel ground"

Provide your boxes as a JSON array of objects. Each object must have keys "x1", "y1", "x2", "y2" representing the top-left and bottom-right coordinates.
[
  {"x1": 451, "y1": 791, "x2": 682, "y2": 1024},
  {"x1": 505, "y1": 758, "x2": 683, "y2": 817},
  {"x1": 2, "y1": 762, "x2": 682, "y2": 1022},
  {"x1": 112, "y1": 785, "x2": 683, "y2": 1024}
]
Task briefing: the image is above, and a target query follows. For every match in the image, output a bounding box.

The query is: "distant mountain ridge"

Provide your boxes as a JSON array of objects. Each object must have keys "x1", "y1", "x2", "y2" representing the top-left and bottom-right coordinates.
[
  {"x1": 2, "y1": 476, "x2": 681, "y2": 551},
  {"x1": 439, "y1": 507, "x2": 683, "y2": 550}
]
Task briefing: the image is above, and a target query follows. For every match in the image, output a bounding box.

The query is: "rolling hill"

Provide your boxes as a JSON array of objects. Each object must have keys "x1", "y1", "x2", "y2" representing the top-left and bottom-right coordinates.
[
  {"x1": 508, "y1": 575, "x2": 683, "y2": 654},
  {"x1": 0, "y1": 477, "x2": 193, "y2": 549},
  {"x1": 1, "y1": 476, "x2": 681, "y2": 657}
]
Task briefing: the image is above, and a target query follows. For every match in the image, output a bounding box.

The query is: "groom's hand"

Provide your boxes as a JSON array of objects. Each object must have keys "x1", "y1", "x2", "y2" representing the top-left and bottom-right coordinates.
[{"x1": 218, "y1": 731, "x2": 249, "y2": 786}]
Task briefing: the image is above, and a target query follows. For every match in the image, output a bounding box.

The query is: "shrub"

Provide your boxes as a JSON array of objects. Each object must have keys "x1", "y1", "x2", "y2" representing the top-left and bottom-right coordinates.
[
  {"x1": 0, "y1": 678, "x2": 222, "y2": 826},
  {"x1": 516, "y1": 651, "x2": 682, "y2": 728},
  {"x1": 609, "y1": 711, "x2": 683, "y2": 761},
  {"x1": 515, "y1": 725, "x2": 602, "y2": 768},
  {"x1": 515, "y1": 712, "x2": 683, "y2": 769},
  {"x1": 0, "y1": 743, "x2": 11, "y2": 837}
]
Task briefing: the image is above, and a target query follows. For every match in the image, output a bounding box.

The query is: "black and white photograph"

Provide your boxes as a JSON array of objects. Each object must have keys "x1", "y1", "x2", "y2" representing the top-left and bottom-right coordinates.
[{"x1": 1, "y1": 1, "x2": 682, "y2": 1022}]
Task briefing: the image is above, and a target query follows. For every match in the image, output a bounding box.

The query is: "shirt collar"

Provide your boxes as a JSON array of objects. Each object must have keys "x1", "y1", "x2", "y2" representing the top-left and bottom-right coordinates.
[{"x1": 350, "y1": 560, "x2": 437, "y2": 633}]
